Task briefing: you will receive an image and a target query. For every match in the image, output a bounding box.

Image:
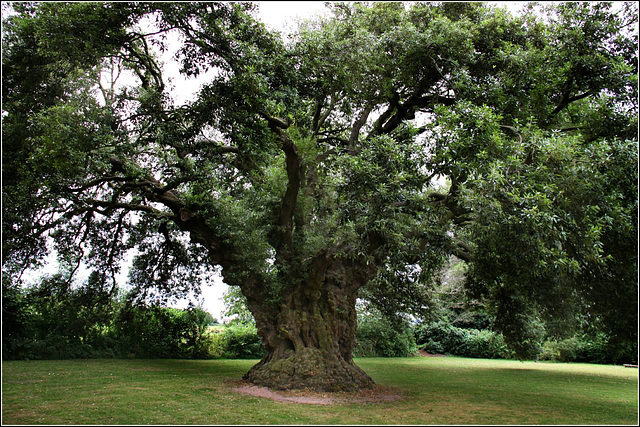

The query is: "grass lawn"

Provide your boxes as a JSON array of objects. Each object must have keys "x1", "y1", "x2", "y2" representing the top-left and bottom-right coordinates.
[{"x1": 2, "y1": 356, "x2": 637, "y2": 425}]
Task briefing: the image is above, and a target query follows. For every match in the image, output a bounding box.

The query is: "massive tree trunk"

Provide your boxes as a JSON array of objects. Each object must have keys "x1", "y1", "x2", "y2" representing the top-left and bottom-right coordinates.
[
  {"x1": 213, "y1": 112, "x2": 382, "y2": 392},
  {"x1": 237, "y1": 258, "x2": 377, "y2": 392}
]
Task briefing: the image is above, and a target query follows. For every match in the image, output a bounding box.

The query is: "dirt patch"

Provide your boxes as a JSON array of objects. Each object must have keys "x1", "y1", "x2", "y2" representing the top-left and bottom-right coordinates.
[
  {"x1": 418, "y1": 349, "x2": 447, "y2": 357},
  {"x1": 227, "y1": 380, "x2": 404, "y2": 405},
  {"x1": 230, "y1": 383, "x2": 335, "y2": 405}
]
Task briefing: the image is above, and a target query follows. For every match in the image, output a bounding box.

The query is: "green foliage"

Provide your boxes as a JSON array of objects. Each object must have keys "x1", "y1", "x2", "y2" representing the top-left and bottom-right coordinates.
[
  {"x1": 461, "y1": 133, "x2": 638, "y2": 356},
  {"x1": 539, "y1": 334, "x2": 638, "y2": 365},
  {"x1": 115, "y1": 304, "x2": 213, "y2": 359},
  {"x1": 221, "y1": 286, "x2": 255, "y2": 325},
  {"x1": 5, "y1": 271, "x2": 121, "y2": 360},
  {"x1": 206, "y1": 328, "x2": 228, "y2": 359},
  {"x1": 424, "y1": 257, "x2": 492, "y2": 330},
  {"x1": 2, "y1": 1, "x2": 637, "y2": 366},
  {"x1": 354, "y1": 313, "x2": 417, "y2": 358},
  {"x1": 415, "y1": 321, "x2": 513, "y2": 360},
  {"x1": 221, "y1": 323, "x2": 265, "y2": 359},
  {"x1": 2, "y1": 274, "x2": 216, "y2": 360},
  {"x1": 2, "y1": 277, "x2": 37, "y2": 357}
]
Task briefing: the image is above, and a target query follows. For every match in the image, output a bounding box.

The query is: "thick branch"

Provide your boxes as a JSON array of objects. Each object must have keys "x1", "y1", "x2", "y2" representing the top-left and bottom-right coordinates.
[
  {"x1": 313, "y1": 94, "x2": 340, "y2": 134},
  {"x1": 312, "y1": 97, "x2": 324, "y2": 132},
  {"x1": 549, "y1": 89, "x2": 596, "y2": 117},
  {"x1": 214, "y1": 145, "x2": 241, "y2": 154},
  {"x1": 369, "y1": 91, "x2": 400, "y2": 137},
  {"x1": 259, "y1": 111, "x2": 290, "y2": 130},
  {"x1": 67, "y1": 176, "x2": 129, "y2": 193},
  {"x1": 369, "y1": 93, "x2": 455, "y2": 138},
  {"x1": 86, "y1": 198, "x2": 169, "y2": 217},
  {"x1": 428, "y1": 177, "x2": 471, "y2": 220},
  {"x1": 89, "y1": 157, "x2": 231, "y2": 266},
  {"x1": 348, "y1": 104, "x2": 373, "y2": 148},
  {"x1": 275, "y1": 128, "x2": 301, "y2": 253},
  {"x1": 451, "y1": 240, "x2": 474, "y2": 262},
  {"x1": 258, "y1": 112, "x2": 302, "y2": 256}
]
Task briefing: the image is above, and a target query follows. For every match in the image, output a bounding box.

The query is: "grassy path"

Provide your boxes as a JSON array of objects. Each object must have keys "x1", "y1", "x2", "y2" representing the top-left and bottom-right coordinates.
[{"x1": 2, "y1": 357, "x2": 637, "y2": 425}]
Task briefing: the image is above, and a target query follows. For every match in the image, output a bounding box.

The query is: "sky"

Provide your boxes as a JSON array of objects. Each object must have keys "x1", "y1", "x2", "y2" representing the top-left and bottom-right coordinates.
[{"x1": 256, "y1": 1, "x2": 330, "y2": 31}]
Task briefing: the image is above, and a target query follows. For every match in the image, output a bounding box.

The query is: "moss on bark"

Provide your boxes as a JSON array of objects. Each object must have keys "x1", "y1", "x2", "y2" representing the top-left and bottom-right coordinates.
[
  {"x1": 243, "y1": 347, "x2": 375, "y2": 392},
  {"x1": 239, "y1": 258, "x2": 378, "y2": 391}
]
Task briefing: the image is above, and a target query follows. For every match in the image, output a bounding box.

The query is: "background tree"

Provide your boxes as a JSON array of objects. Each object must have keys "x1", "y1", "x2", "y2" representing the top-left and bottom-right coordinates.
[
  {"x1": 3, "y1": 2, "x2": 637, "y2": 391},
  {"x1": 221, "y1": 286, "x2": 256, "y2": 326}
]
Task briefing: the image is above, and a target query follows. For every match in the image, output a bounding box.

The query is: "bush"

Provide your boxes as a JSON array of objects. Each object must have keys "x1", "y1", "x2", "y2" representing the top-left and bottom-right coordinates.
[
  {"x1": 114, "y1": 305, "x2": 214, "y2": 359},
  {"x1": 466, "y1": 329, "x2": 512, "y2": 359},
  {"x1": 540, "y1": 337, "x2": 581, "y2": 363},
  {"x1": 539, "y1": 334, "x2": 638, "y2": 364},
  {"x1": 3, "y1": 274, "x2": 124, "y2": 360},
  {"x1": 206, "y1": 328, "x2": 228, "y2": 359},
  {"x1": 415, "y1": 322, "x2": 463, "y2": 355},
  {"x1": 3, "y1": 274, "x2": 264, "y2": 360},
  {"x1": 354, "y1": 316, "x2": 418, "y2": 357},
  {"x1": 2, "y1": 278, "x2": 35, "y2": 359},
  {"x1": 222, "y1": 324, "x2": 265, "y2": 359},
  {"x1": 414, "y1": 321, "x2": 512, "y2": 359},
  {"x1": 416, "y1": 321, "x2": 637, "y2": 364}
]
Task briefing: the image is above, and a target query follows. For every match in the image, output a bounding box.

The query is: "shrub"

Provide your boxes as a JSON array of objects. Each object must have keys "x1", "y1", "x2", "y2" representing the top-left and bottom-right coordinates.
[
  {"x1": 2, "y1": 278, "x2": 36, "y2": 360},
  {"x1": 539, "y1": 334, "x2": 638, "y2": 364},
  {"x1": 222, "y1": 324, "x2": 265, "y2": 359},
  {"x1": 539, "y1": 337, "x2": 581, "y2": 363},
  {"x1": 3, "y1": 274, "x2": 123, "y2": 360},
  {"x1": 415, "y1": 322, "x2": 464, "y2": 355},
  {"x1": 414, "y1": 321, "x2": 512, "y2": 359},
  {"x1": 417, "y1": 321, "x2": 636, "y2": 364},
  {"x1": 3, "y1": 273, "x2": 253, "y2": 361},
  {"x1": 114, "y1": 305, "x2": 214, "y2": 359},
  {"x1": 354, "y1": 315, "x2": 418, "y2": 357},
  {"x1": 207, "y1": 328, "x2": 228, "y2": 359},
  {"x1": 467, "y1": 329, "x2": 513, "y2": 359}
]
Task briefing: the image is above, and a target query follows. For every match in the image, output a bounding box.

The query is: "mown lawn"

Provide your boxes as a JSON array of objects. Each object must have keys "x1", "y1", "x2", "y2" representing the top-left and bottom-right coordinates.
[{"x1": 2, "y1": 356, "x2": 637, "y2": 425}]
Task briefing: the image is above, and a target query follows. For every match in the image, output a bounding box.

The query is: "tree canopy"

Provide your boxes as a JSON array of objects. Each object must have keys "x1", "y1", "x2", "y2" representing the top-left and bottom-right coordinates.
[{"x1": 2, "y1": 1, "x2": 637, "y2": 390}]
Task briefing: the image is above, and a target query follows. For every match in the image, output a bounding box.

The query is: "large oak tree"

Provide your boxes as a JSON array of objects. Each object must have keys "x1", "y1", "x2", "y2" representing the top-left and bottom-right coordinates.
[{"x1": 3, "y1": 2, "x2": 637, "y2": 391}]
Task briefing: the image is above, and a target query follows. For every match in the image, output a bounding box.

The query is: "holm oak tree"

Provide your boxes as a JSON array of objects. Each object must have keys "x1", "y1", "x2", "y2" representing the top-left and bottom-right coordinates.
[{"x1": 2, "y1": 2, "x2": 637, "y2": 391}]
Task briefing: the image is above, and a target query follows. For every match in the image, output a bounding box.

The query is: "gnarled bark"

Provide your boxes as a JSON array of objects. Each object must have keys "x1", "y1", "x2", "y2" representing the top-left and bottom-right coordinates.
[{"x1": 239, "y1": 258, "x2": 376, "y2": 392}]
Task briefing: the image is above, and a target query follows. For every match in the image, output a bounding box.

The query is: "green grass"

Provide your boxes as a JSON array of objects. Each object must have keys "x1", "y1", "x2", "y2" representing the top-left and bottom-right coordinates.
[{"x1": 2, "y1": 357, "x2": 637, "y2": 425}]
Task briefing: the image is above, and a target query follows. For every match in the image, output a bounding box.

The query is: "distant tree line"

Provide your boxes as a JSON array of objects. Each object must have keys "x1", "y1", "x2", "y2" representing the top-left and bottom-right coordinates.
[
  {"x1": 412, "y1": 258, "x2": 637, "y2": 364},
  {"x1": 3, "y1": 270, "x2": 635, "y2": 364},
  {"x1": 223, "y1": 270, "x2": 638, "y2": 365},
  {"x1": 2, "y1": 273, "x2": 214, "y2": 360}
]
